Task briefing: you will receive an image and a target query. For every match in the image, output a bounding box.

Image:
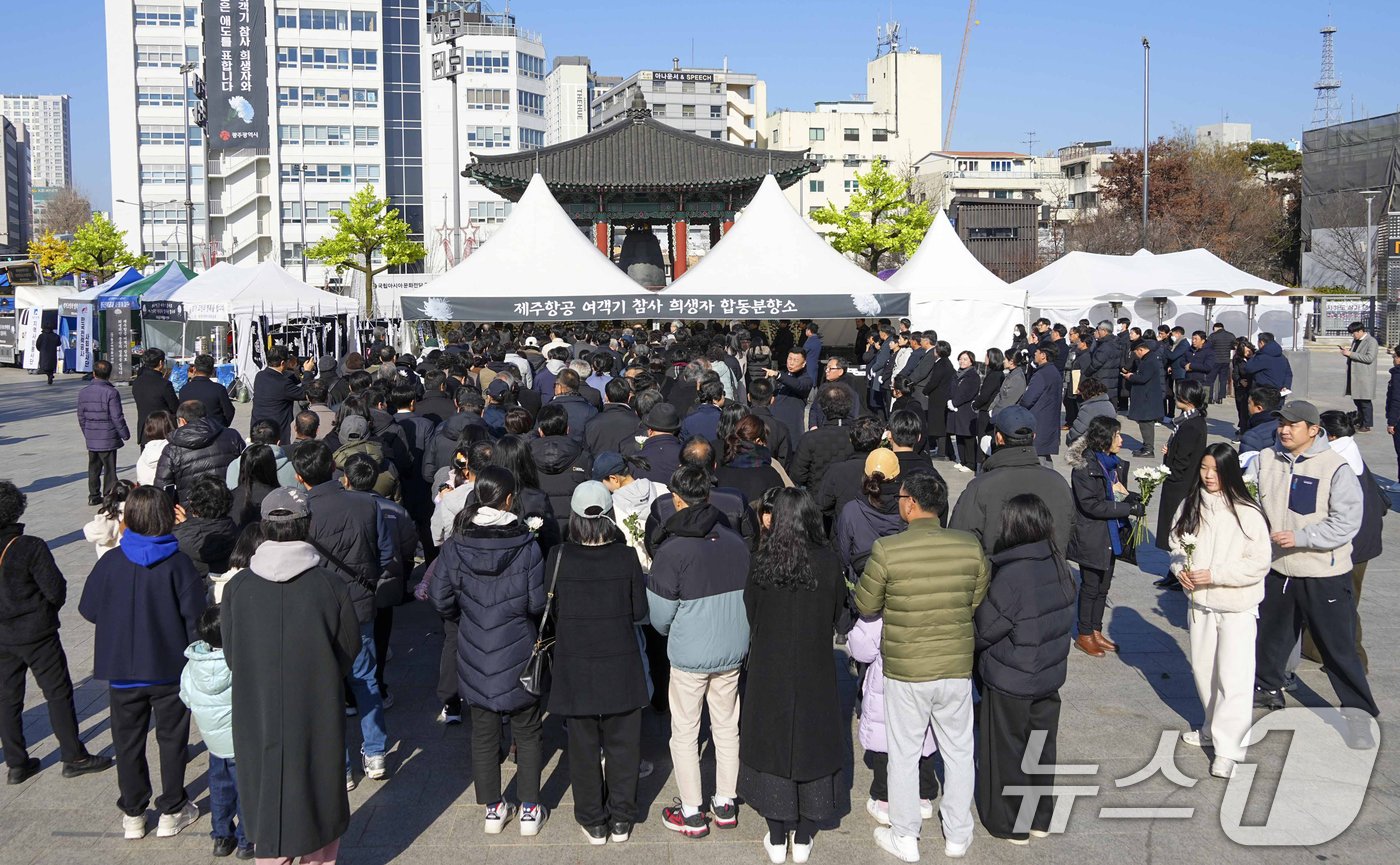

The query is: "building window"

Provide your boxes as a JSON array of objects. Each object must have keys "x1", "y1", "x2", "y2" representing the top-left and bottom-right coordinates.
[
  {"x1": 517, "y1": 90, "x2": 545, "y2": 116},
  {"x1": 710, "y1": 105, "x2": 722, "y2": 119},
  {"x1": 353, "y1": 125, "x2": 379, "y2": 146},
  {"x1": 968, "y1": 226, "x2": 1016, "y2": 240},
  {"x1": 282, "y1": 242, "x2": 305, "y2": 265},
  {"x1": 186, "y1": 45, "x2": 199, "y2": 62},
  {"x1": 843, "y1": 154, "x2": 862, "y2": 167},
  {"x1": 808, "y1": 206, "x2": 822, "y2": 216},
  {"x1": 275, "y1": 7, "x2": 296, "y2": 28},
  {"x1": 301, "y1": 48, "x2": 350, "y2": 70},
  {"x1": 287, "y1": 163, "x2": 353, "y2": 183},
  {"x1": 278, "y1": 124, "x2": 301, "y2": 145},
  {"x1": 468, "y1": 200, "x2": 511, "y2": 223},
  {"x1": 142, "y1": 203, "x2": 188, "y2": 224},
  {"x1": 520, "y1": 128, "x2": 545, "y2": 150},
  {"x1": 139, "y1": 163, "x2": 186, "y2": 183},
  {"x1": 710, "y1": 130, "x2": 722, "y2": 139},
  {"x1": 136, "y1": 45, "x2": 183, "y2": 67},
  {"x1": 808, "y1": 127, "x2": 825, "y2": 141},
  {"x1": 844, "y1": 127, "x2": 860, "y2": 141},
  {"x1": 991, "y1": 190, "x2": 1011, "y2": 199},
  {"x1": 465, "y1": 126, "x2": 511, "y2": 148},
  {"x1": 350, "y1": 10, "x2": 377, "y2": 31},
  {"x1": 138, "y1": 124, "x2": 185, "y2": 145},
  {"x1": 517, "y1": 52, "x2": 546, "y2": 80},
  {"x1": 282, "y1": 200, "x2": 347, "y2": 223},
  {"x1": 956, "y1": 159, "x2": 980, "y2": 171},
  {"x1": 277, "y1": 47, "x2": 297, "y2": 68},
  {"x1": 300, "y1": 125, "x2": 352, "y2": 146},
  {"x1": 809, "y1": 180, "x2": 825, "y2": 193},
  {"x1": 353, "y1": 164, "x2": 380, "y2": 183},
  {"x1": 137, "y1": 86, "x2": 183, "y2": 107},
  {"x1": 681, "y1": 105, "x2": 696, "y2": 119},
  {"x1": 463, "y1": 88, "x2": 509, "y2": 110},
  {"x1": 278, "y1": 86, "x2": 299, "y2": 106},
  {"x1": 184, "y1": 6, "x2": 197, "y2": 26},
  {"x1": 352, "y1": 48, "x2": 377, "y2": 70},
  {"x1": 299, "y1": 8, "x2": 348, "y2": 30},
  {"x1": 990, "y1": 160, "x2": 1013, "y2": 172},
  {"x1": 653, "y1": 103, "x2": 667, "y2": 117},
  {"x1": 843, "y1": 179, "x2": 859, "y2": 193},
  {"x1": 464, "y1": 50, "x2": 510, "y2": 74},
  {"x1": 872, "y1": 128, "x2": 889, "y2": 142},
  {"x1": 681, "y1": 81, "x2": 696, "y2": 94},
  {"x1": 134, "y1": 5, "x2": 182, "y2": 26},
  {"x1": 352, "y1": 88, "x2": 378, "y2": 107}
]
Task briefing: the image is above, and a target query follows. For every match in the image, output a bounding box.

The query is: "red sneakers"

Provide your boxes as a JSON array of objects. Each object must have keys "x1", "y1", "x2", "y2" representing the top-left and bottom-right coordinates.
[{"x1": 661, "y1": 801, "x2": 710, "y2": 838}]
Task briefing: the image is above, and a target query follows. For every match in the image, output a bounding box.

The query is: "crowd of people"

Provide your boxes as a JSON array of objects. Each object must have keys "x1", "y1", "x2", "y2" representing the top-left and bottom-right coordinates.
[{"x1": 0, "y1": 315, "x2": 1386, "y2": 865}]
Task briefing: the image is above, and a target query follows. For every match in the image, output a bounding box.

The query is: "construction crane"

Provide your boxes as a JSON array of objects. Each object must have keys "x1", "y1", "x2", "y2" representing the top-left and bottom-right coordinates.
[{"x1": 944, "y1": 0, "x2": 978, "y2": 149}]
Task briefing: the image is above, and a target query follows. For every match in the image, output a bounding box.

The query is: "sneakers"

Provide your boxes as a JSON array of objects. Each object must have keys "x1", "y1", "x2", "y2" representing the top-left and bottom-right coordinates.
[
  {"x1": 1210, "y1": 757, "x2": 1237, "y2": 779},
  {"x1": 6, "y1": 758, "x2": 40, "y2": 785},
  {"x1": 346, "y1": 771, "x2": 357, "y2": 792},
  {"x1": 712, "y1": 799, "x2": 738, "y2": 829},
  {"x1": 61, "y1": 754, "x2": 113, "y2": 778},
  {"x1": 213, "y1": 836, "x2": 238, "y2": 857},
  {"x1": 953, "y1": 464, "x2": 972, "y2": 474},
  {"x1": 866, "y1": 798, "x2": 891, "y2": 826},
  {"x1": 1253, "y1": 688, "x2": 1284, "y2": 711},
  {"x1": 790, "y1": 831, "x2": 813, "y2": 864},
  {"x1": 944, "y1": 837, "x2": 971, "y2": 858},
  {"x1": 363, "y1": 753, "x2": 388, "y2": 781},
  {"x1": 1181, "y1": 730, "x2": 1212, "y2": 749},
  {"x1": 1281, "y1": 672, "x2": 1299, "y2": 693},
  {"x1": 519, "y1": 803, "x2": 547, "y2": 836},
  {"x1": 1029, "y1": 829, "x2": 1052, "y2": 838},
  {"x1": 235, "y1": 846, "x2": 256, "y2": 860},
  {"x1": 919, "y1": 799, "x2": 934, "y2": 820},
  {"x1": 763, "y1": 832, "x2": 788, "y2": 863},
  {"x1": 484, "y1": 801, "x2": 516, "y2": 834},
  {"x1": 608, "y1": 820, "x2": 632, "y2": 843},
  {"x1": 581, "y1": 823, "x2": 608, "y2": 845},
  {"x1": 1344, "y1": 711, "x2": 1378, "y2": 750},
  {"x1": 122, "y1": 813, "x2": 148, "y2": 840},
  {"x1": 873, "y1": 827, "x2": 920, "y2": 862},
  {"x1": 155, "y1": 801, "x2": 200, "y2": 837},
  {"x1": 438, "y1": 698, "x2": 462, "y2": 725},
  {"x1": 661, "y1": 801, "x2": 710, "y2": 838}
]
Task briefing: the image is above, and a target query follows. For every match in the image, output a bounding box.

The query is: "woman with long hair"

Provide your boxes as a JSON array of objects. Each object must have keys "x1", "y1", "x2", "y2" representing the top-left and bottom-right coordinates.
[
  {"x1": 973, "y1": 348, "x2": 1005, "y2": 447},
  {"x1": 738, "y1": 488, "x2": 845, "y2": 863},
  {"x1": 136, "y1": 411, "x2": 175, "y2": 486},
  {"x1": 487, "y1": 434, "x2": 557, "y2": 550},
  {"x1": 716, "y1": 415, "x2": 787, "y2": 506},
  {"x1": 1009, "y1": 324, "x2": 1029, "y2": 359},
  {"x1": 548, "y1": 482, "x2": 649, "y2": 844},
  {"x1": 1168, "y1": 444, "x2": 1270, "y2": 779},
  {"x1": 948, "y1": 351, "x2": 981, "y2": 473},
  {"x1": 229, "y1": 444, "x2": 280, "y2": 528},
  {"x1": 1231, "y1": 338, "x2": 1255, "y2": 434},
  {"x1": 430, "y1": 465, "x2": 548, "y2": 836},
  {"x1": 715, "y1": 402, "x2": 752, "y2": 463},
  {"x1": 974, "y1": 494, "x2": 1076, "y2": 843},
  {"x1": 1066, "y1": 416, "x2": 1145, "y2": 657},
  {"x1": 921, "y1": 341, "x2": 954, "y2": 459},
  {"x1": 1155, "y1": 379, "x2": 1209, "y2": 564}
]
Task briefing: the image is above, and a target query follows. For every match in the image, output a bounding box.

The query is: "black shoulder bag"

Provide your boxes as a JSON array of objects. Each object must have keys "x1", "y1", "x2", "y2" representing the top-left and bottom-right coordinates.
[{"x1": 519, "y1": 548, "x2": 563, "y2": 697}]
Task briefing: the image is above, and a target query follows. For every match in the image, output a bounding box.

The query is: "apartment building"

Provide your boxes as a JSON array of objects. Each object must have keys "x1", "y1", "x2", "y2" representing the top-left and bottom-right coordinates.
[
  {"x1": 1, "y1": 117, "x2": 32, "y2": 254},
  {"x1": 590, "y1": 62, "x2": 765, "y2": 148},
  {"x1": 0, "y1": 95, "x2": 71, "y2": 231}
]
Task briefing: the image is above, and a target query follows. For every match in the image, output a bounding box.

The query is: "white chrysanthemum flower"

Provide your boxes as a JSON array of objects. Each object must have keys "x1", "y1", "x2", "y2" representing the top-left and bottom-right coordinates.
[
  {"x1": 850, "y1": 293, "x2": 882, "y2": 317},
  {"x1": 525, "y1": 516, "x2": 544, "y2": 533},
  {"x1": 1177, "y1": 532, "x2": 1198, "y2": 546},
  {"x1": 229, "y1": 95, "x2": 255, "y2": 124},
  {"x1": 417, "y1": 297, "x2": 454, "y2": 321}
]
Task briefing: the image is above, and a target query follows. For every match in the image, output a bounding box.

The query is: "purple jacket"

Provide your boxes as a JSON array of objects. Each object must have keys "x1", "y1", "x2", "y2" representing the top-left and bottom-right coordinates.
[
  {"x1": 77, "y1": 379, "x2": 130, "y2": 452},
  {"x1": 848, "y1": 616, "x2": 937, "y2": 756}
]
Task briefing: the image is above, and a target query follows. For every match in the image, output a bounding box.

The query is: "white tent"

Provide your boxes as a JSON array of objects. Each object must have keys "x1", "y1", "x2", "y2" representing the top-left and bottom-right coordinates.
[
  {"x1": 158, "y1": 261, "x2": 356, "y2": 320},
  {"x1": 1015, "y1": 248, "x2": 1301, "y2": 347},
  {"x1": 399, "y1": 173, "x2": 651, "y2": 323},
  {"x1": 886, "y1": 213, "x2": 1027, "y2": 356}
]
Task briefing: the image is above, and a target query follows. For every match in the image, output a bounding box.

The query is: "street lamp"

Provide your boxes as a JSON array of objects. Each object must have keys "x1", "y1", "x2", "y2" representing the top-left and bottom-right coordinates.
[
  {"x1": 179, "y1": 61, "x2": 201, "y2": 271},
  {"x1": 1141, "y1": 37, "x2": 1150, "y2": 251},
  {"x1": 296, "y1": 164, "x2": 308, "y2": 282},
  {"x1": 431, "y1": 12, "x2": 467, "y2": 264},
  {"x1": 1360, "y1": 189, "x2": 1382, "y2": 299}
]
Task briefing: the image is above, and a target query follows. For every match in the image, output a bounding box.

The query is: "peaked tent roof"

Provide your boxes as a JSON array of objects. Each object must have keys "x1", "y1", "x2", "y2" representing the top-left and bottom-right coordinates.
[
  {"x1": 399, "y1": 174, "x2": 653, "y2": 322},
  {"x1": 886, "y1": 212, "x2": 1026, "y2": 354},
  {"x1": 1013, "y1": 247, "x2": 1287, "y2": 306},
  {"x1": 663, "y1": 175, "x2": 909, "y2": 320},
  {"x1": 466, "y1": 94, "x2": 815, "y2": 200},
  {"x1": 99, "y1": 261, "x2": 196, "y2": 309},
  {"x1": 146, "y1": 261, "x2": 357, "y2": 321},
  {"x1": 63, "y1": 267, "x2": 143, "y2": 303}
]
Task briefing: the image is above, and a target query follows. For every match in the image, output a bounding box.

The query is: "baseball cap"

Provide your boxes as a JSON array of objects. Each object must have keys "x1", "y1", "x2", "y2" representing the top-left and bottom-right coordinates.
[
  {"x1": 261, "y1": 487, "x2": 310, "y2": 522},
  {"x1": 486, "y1": 378, "x2": 511, "y2": 399},
  {"x1": 542, "y1": 338, "x2": 570, "y2": 355},
  {"x1": 524, "y1": 336, "x2": 539, "y2": 348},
  {"x1": 570, "y1": 481, "x2": 613, "y2": 518},
  {"x1": 864, "y1": 448, "x2": 901, "y2": 480},
  {"x1": 992, "y1": 405, "x2": 1036, "y2": 436},
  {"x1": 1274, "y1": 401, "x2": 1321, "y2": 426},
  {"x1": 340, "y1": 415, "x2": 370, "y2": 441},
  {"x1": 591, "y1": 451, "x2": 627, "y2": 482}
]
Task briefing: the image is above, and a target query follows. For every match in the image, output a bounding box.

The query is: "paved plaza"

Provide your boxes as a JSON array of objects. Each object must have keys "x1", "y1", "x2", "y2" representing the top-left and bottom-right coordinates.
[{"x1": 1, "y1": 350, "x2": 1399, "y2": 865}]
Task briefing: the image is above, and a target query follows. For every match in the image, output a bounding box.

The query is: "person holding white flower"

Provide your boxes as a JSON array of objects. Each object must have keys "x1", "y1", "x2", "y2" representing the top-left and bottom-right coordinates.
[
  {"x1": 1154, "y1": 380, "x2": 1210, "y2": 588},
  {"x1": 1167, "y1": 443, "x2": 1271, "y2": 779}
]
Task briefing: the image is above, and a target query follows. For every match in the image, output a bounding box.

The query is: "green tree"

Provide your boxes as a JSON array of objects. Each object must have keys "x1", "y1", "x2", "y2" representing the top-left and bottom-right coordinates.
[
  {"x1": 810, "y1": 158, "x2": 934, "y2": 273},
  {"x1": 60, "y1": 213, "x2": 149, "y2": 281},
  {"x1": 27, "y1": 230, "x2": 71, "y2": 281},
  {"x1": 305, "y1": 185, "x2": 426, "y2": 317},
  {"x1": 1245, "y1": 141, "x2": 1302, "y2": 182}
]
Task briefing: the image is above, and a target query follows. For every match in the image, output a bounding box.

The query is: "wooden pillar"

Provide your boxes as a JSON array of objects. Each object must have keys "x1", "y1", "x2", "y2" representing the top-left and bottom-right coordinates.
[
  {"x1": 673, "y1": 219, "x2": 688, "y2": 279},
  {"x1": 593, "y1": 221, "x2": 609, "y2": 257},
  {"x1": 722, "y1": 218, "x2": 734, "y2": 234}
]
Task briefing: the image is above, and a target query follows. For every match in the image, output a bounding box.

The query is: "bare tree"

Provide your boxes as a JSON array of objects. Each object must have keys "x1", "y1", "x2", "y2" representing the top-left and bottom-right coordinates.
[
  {"x1": 1037, "y1": 175, "x2": 1071, "y2": 267},
  {"x1": 38, "y1": 187, "x2": 94, "y2": 237}
]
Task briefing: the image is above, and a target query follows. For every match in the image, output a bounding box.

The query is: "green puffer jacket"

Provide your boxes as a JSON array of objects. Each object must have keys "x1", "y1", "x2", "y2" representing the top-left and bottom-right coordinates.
[{"x1": 854, "y1": 518, "x2": 990, "y2": 682}]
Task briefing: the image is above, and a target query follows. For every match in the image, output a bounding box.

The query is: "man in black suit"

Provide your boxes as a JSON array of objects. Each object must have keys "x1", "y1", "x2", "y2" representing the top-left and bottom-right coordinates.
[
  {"x1": 251, "y1": 345, "x2": 315, "y2": 445},
  {"x1": 131, "y1": 348, "x2": 178, "y2": 446},
  {"x1": 178, "y1": 354, "x2": 235, "y2": 427}
]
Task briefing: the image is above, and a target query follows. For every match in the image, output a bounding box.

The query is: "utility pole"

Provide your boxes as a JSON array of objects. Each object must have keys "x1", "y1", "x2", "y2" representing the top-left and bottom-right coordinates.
[
  {"x1": 180, "y1": 61, "x2": 200, "y2": 270},
  {"x1": 1141, "y1": 37, "x2": 1150, "y2": 251},
  {"x1": 1361, "y1": 189, "x2": 1381, "y2": 296},
  {"x1": 298, "y1": 164, "x2": 309, "y2": 282},
  {"x1": 431, "y1": 11, "x2": 467, "y2": 265}
]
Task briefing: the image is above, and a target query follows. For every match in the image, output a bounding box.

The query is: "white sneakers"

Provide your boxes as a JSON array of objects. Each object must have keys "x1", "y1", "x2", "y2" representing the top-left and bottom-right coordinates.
[
  {"x1": 518, "y1": 803, "x2": 547, "y2": 836},
  {"x1": 122, "y1": 813, "x2": 147, "y2": 840},
  {"x1": 484, "y1": 801, "x2": 516, "y2": 834},
  {"x1": 154, "y1": 802, "x2": 200, "y2": 838},
  {"x1": 790, "y1": 832, "x2": 813, "y2": 864},
  {"x1": 866, "y1": 798, "x2": 934, "y2": 826},
  {"x1": 1181, "y1": 729, "x2": 1212, "y2": 749},
  {"x1": 873, "y1": 827, "x2": 920, "y2": 863},
  {"x1": 1211, "y1": 757, "x2": 1237, "y2": 779},
  {"x1": 944, "y1": 837, "x2": 971, "y2": 858},
  {"x1": 919, "y1": 799, "x2": 934, "y2": 820},
  {"x1": 763, "y1": 833, "x2": 788, "y2": 864}
]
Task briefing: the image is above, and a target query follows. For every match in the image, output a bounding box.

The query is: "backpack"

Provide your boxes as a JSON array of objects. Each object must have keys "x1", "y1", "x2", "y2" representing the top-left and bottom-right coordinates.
[{"x1": 332, "y1": 438, "x2": 402, "y2": 501}]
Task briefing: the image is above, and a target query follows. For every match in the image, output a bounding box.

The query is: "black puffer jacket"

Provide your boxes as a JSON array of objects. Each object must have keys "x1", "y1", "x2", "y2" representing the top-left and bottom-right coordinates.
[
  {"x1": 429, "y1": 519, "x2": 545, "y2": 712},
  {"x1": 304, "y1": 482, "x2": 385, "y2": 623},
  {"x1": 423, "y1": 412, "x2": 491, "y2": 484},
  {"x1": 173, "y1": 515, "x2": 238, "y2": 578},
  {"x1": 530, "y1": 435, "x2": 592, "y2": 540},
  {"x1": 974, "y1": 540, "x2": 1077, "y2": 699},
  {"x1": 1065, "y1": 444, "x2": 1144, "y2": 570},
  {"x1": 153, "y1": 418, "x2": 246, "y2": 504},
  {"x1": 833, "y1": 481, "x2": 904, "y2": 578},
  {"x1": 790, "y1": 420, "x2": 855, "y2": 488},
  {"x1": 0, "y1": 524, "x2": 66, "y2": 646},
  {"x1": 715, "y1": 442, "x2": 785, "y2": 507}
]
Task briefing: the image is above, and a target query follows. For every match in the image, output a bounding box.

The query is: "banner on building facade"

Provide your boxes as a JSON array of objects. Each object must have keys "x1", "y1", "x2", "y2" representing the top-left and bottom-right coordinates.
[
  {"x1": 203, "y1": 0, "x2": 268, "y2": 150},
  {"x1": 401, "y1": 292, "x2": 911, "y2": 323}
]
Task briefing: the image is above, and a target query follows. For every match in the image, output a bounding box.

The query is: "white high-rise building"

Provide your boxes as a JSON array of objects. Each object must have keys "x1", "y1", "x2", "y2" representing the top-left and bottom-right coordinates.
[
  {"x1": 544, "y1": 56, "x2": 591, "y2": 145},
  {"x1": 590, "y1": 63, "x2": 765, "y2": 147},
  {"x1": 418, "y1": 1, "x2": 547, "y2": 262},
  {"x1": 0, "y1": 95, "x2": 72, "y2": 188},
  {"x1": 105, "y1": 1, "x2": 423, "y2": 285}
]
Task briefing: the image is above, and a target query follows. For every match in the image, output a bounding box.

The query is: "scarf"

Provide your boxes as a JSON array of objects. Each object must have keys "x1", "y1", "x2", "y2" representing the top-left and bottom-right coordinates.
[
  {"x1": 1094, "y1": 452, "x2": 1125, "y2": 556},
  {"x1": 119, "y1": 531, "x2": 180, "y2": 567}
]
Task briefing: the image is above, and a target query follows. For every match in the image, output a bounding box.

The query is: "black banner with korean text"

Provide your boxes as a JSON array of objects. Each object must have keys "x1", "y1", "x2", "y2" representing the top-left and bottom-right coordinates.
[
  {"x1": 203, "y1": 0, "x2": 268, "y2": 150},
  {"x1": 401, "y1": 292, "x2": 910, "y2": 323}
]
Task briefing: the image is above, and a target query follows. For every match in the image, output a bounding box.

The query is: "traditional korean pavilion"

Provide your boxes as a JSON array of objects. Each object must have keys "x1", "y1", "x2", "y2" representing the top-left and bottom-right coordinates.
[{"x1": 463, "y1": 92, "x2": 817, "y2": 281}]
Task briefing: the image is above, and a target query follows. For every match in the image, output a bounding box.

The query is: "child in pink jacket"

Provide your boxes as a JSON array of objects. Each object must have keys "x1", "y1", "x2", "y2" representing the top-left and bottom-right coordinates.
[{"x1": 849, "y1": 615, "x2": 940, "y2": 825}]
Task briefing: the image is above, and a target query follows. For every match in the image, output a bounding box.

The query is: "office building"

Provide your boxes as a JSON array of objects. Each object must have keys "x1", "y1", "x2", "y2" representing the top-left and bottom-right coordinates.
[
  {"x1": 590, "y1": 62, "x2": 764, "y2": 148},
  {"x1": 1, "y1": 117, "x2": 32, "y2": 254},
  {"x1": 765, "y1": 50, "x2": 940, "y2": 225},
  {"x1": 1, "y1": 95, "x2": 72, "y2": 230},
  {"x1": 1301, "y1": 111, "x2": 1399, "y2": 295},
  {"x1": 1196, "y1": 121, "x2": 1253, "y2": 148},
  {"x1": 104, "y1": 1, "x2": 421, "y2": 284},
  {"x1": 544, "y1": 55, "x2": 593, "y2": 145}
]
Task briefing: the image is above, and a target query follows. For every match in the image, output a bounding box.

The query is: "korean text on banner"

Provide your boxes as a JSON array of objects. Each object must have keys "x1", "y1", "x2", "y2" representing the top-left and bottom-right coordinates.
[{"x1": 203, "y1": 0, "x2": 269, "y2": 150}]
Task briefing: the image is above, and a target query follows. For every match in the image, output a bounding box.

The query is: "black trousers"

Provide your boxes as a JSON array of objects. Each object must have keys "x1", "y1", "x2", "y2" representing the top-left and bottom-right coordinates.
[
  {"x1": 976, "y1": 689, "x2": 1059, "y2": 840},
  {"x1": 566, "y1": 708, "x2": 642, "y2": 827},
  {"x1": 437, "y1": 616, "x2": 460, "y2": 704},
  {"x1": 1254, "y1": 571, "x2": 1378, "y2": 716},
  {"x1": 1064, "y1": 395, "x2": 1080, "y2": 429},
  {"x1": 867, "y1": 749, "x2": 940, "y2": 801},
  {"x1": 108, "y1": 683, "x2": 191, "y2": 816},
  {"x1": 87, "y1": 450, "x2": 117, "y2": 500},
  {"x1": 0, "y1": 635, "x2": 86, "y2": 767},
  {"x1": 469, "y1": 701, "x2": 542, "y2": 804},
  {"x1": 1077, "y1": 560, "x2": 1116, "y2": 635},
  {"x1": 1210, "y1": 365, "x2": 1230, "y2": 402},
  {"x1": 373, "y1": 606, "x2": 393, "y2": 692},
  {"x1": 1353, "y1": 399, "x2": 1374, "y2": 429}
]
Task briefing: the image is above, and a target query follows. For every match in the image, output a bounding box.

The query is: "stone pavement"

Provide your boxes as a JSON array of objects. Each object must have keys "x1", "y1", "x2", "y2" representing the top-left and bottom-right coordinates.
[{"x1": 1, "y1": 354, "x2": 1398, "y2": 865}]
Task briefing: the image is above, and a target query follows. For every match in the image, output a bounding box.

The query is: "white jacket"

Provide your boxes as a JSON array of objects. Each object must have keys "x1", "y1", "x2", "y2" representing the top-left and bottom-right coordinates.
[
  {"x1": 1168, "y1": 491, "x2": 1271, "y2": 612},
  {"x1": 612, "y1": 476, "x2": 668, "y2": 571},
  {"x1": 136, "y1": 440, "x2": 168, "y2": 486}
]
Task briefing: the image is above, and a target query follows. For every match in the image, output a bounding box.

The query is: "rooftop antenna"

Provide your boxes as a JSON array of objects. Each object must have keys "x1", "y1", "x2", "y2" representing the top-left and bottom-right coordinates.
[
  {"x1": 1311, "y1": 19, "x2": 1342, "y2": 128},
  {"x1": 1023, "y1": 131, "x2": 1038, "y2": 155},
  {"x1": 876, "y1": 19, "x2": 900, "y2": 57}
]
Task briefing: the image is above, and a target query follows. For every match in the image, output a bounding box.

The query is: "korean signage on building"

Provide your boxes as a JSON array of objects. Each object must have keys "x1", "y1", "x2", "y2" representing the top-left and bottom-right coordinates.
[
  {"x1": 652, "y1": 71, "x2": 715, "y2": 83},
  {"x1": 203, "y1": 0, "x2": 268, "y2": 150}
]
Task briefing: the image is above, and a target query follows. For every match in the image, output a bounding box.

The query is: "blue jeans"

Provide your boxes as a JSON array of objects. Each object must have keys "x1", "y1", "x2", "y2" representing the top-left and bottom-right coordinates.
[
  {"x1": 208, "y1": 755, "x2": 247, "y2": 849},
  {"x1": 346, "y1": 622, "x2": 387, "y2": 765}
]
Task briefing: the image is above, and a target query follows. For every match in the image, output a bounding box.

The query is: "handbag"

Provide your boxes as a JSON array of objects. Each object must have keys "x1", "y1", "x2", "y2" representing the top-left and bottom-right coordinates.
[
  {"x1": 1117, "y1": 518, "x2": 1140, "y2": 566},
  {"x1": 519, "y1": 548, "x2": 563, "y2": 697}
]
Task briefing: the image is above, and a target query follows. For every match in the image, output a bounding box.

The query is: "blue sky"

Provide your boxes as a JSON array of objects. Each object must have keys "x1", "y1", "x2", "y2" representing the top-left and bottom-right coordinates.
[{"x1": 4, "y1": 0, "x2": 1395, "y2": 211}]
